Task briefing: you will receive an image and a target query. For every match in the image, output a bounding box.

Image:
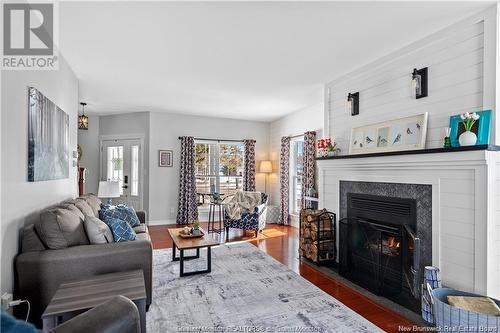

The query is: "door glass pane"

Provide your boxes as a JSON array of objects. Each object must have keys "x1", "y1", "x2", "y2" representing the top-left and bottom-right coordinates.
[
  {"x1": 131, "y1": 145, "x2": 139, "y2": 196},
  {"x1": 107, "y1": 146, "x2": 124, "y2": 195}
]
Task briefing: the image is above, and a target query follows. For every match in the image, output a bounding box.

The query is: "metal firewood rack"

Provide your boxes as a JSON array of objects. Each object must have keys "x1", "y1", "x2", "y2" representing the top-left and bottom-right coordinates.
[{"x1": 299, "y1": 209, "x2": 337, "y2": 265}]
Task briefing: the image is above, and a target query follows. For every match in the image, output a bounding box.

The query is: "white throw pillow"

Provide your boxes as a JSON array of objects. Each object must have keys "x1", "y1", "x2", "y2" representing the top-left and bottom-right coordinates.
[{"x1": 84, "y1": 216, "x2": 113, "y2": 244}]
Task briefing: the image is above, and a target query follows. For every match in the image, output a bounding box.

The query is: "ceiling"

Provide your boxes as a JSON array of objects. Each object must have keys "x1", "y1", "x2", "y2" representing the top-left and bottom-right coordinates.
[{"x1": 59, "y1": 1, "x2": 494, "y2": 121}]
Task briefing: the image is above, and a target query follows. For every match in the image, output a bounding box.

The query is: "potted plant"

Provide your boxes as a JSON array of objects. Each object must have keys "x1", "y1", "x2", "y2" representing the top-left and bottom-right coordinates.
[
  {"x1": 192, "y1": 219, "x2": 201, "y2": 235},
  {"x1": 459, "y1": 112, "x2": 480, "y2": 146},
  {"x1": 316, "y1": 138, "x2": 341, "y2": 157}
]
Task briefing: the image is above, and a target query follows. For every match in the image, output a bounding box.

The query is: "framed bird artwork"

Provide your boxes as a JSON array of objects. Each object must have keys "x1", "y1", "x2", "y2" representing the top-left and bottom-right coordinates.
[{"x1": 349, "y1": 113, "x2": 428, "y2": 155}]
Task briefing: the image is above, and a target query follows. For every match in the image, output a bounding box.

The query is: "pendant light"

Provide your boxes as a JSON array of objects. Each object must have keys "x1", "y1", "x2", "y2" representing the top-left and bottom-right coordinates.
[{"x1": 78, "y1": 102, "x2": 89, "y2": 130}]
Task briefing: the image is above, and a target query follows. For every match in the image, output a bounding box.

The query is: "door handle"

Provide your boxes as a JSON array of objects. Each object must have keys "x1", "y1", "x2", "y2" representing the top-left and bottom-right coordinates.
[{"x1": 122, "y1": 185, "x2": 128, "y2": 189}]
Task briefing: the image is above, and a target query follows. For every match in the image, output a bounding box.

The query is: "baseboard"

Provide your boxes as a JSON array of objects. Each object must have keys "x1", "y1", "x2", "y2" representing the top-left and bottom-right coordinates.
[{"x1": 148, "y1": 219, "x2": 177, "y2": 226}]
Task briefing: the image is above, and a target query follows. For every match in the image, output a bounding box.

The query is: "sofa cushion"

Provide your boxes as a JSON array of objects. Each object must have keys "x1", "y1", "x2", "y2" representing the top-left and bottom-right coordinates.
[
  {"x1": 21, "y1": 224, "x2": 47, "y2": 252},
  {"x1": 132, "y1": 224, "x2": 148, "y2": 234},
  {"x1": 102, "y1": 217, "x2": 137, "y2": 242},
  {"x1": 71, "y1": 198, "x2": 95, "y2": 217},
  {"x1": 36, "y1": 208, "x2": 89, "y2": 249},
  {"x1": 100, "y1": 204, "x2": 140, "y2": 227},
  {"x1": 58, "y1": 203, "x2": 85, "y2": 220},
  {"x1": 84, "y1": 216, "x2": 114, "y2": 244},
  {"x1": 81, "y1": 194, "x2": 102, "y2": 217}
]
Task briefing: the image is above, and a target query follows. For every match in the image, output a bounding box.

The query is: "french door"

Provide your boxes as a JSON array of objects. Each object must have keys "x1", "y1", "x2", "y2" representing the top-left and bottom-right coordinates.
[{"x1": 100, "y1": 138, "x2": 143, "y2": 210}]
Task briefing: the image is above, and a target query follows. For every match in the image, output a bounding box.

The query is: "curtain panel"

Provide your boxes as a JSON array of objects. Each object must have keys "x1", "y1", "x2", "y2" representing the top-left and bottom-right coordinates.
[
  {"x1": 279, "y1": 136, "x2": 291, "y2": 225},
  {"x1": 243, "y1": 139, "x2": 256, "y2": 192},
  {"x1": 301, "y1": 131, "x2": 317, "y2": 208},
  {"x1": 176, "y1": 136, "x2": 198, "y2": 224}
]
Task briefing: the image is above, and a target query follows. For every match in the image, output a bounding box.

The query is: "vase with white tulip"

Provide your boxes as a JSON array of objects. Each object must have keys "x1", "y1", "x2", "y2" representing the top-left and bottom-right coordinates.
[{"x1": 458, "y1": 112, "x2": 480, "y2": 146}]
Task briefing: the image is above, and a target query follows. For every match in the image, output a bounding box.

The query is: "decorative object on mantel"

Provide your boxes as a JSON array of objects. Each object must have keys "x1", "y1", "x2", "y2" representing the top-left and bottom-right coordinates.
[
  {"x1": 449, "y1": 110, "x2": 491, "y2": 148},
  {"x1": 347, "y1": 92, "x2": 359, "y2": 116},
  {"x1": 443, "y1": 128, "x2": 452, "y2": 148},
  {"x1": 316, "y1": 137, "x2": 341, "y2": 157},
  {"x1": 411, "y1": 67, "x2": 428, "y2": 99},
  {"x1": 158, "y1": 149, "x2": 173, "y2": 167},
  {"x1": 458, "y1": 112, "x2": 480, "y2": 146},
  {"x1": 78, "y1": 102, "x2": 89, "y2": 130},
  {"x1": 349, "y1": 113, "x2": 428, "y2": 155}
]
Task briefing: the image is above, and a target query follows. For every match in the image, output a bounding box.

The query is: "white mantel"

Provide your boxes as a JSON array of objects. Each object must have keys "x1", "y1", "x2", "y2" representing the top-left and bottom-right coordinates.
[{"x1": 317, "y1": 149, "x2": 500, "y2": 299}]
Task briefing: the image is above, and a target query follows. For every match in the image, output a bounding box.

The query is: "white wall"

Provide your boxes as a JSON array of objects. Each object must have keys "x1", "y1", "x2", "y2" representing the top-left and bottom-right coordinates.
[
  {"x1": 149, "y1": 112, "x2": 270, "y2": 224},
  {"x1": 77, "y1": 116, "x2": 100, "y2": 194},
  {"x1": 1, "y1": 57, "x2": 79, "y2": 294},
  {"x1": 325, "y1": 7, "x2": 498, "y2": 150},
  {"x1": 268, "y1": 100, "x2": 324, "y2": 209},
  {"x1": 98, "y1": 112, "x2": 150, "y2": 212}
]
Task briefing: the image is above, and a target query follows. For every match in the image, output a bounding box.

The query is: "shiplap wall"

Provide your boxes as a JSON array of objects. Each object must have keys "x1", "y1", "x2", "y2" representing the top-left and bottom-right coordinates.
[{"x1": 326, "y1": 20, "x2": 485, "y2": 151}]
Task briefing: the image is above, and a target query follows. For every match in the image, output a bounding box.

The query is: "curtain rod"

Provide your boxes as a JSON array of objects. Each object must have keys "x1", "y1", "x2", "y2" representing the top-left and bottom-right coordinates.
[{"x1": 178, "y1": 136, "x2": 245, "y2": 143}]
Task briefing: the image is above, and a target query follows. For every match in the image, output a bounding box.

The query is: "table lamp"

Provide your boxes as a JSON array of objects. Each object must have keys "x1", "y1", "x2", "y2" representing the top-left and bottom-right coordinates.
[
  {"x1": 98, "y1": 181, "x2": 120, "y2": 204},
  {"x1": 259, "y1": 160, "x2": 273, "y2": 194}
]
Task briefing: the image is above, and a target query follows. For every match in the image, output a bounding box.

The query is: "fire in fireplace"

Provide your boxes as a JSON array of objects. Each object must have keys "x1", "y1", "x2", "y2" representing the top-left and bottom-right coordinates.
[{"x1": 339, "y1": 193, "x2": 421, "y2": 313}]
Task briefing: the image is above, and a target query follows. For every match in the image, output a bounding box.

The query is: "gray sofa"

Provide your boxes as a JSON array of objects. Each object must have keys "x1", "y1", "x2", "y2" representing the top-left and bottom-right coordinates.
[{"x1": 14, "y1": 194, "x2": 152, "y2": 327}]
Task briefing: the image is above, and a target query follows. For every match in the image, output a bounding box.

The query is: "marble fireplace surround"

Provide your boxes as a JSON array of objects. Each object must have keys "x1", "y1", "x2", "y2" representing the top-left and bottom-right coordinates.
[
  {"x1": 339, "y1": 181, "x2": 433, "y2": 277},
  {"x1": 317, "y1": 149, "x2": 500, "y2": 299}
]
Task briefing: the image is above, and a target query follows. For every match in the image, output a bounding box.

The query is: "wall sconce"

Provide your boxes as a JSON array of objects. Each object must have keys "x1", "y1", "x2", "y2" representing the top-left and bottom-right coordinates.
[
  {"x1": 411, "y1": 67, "x2": 428, "y2": 99},
  {"x1": 347, "y1": 92, "x2": 359, "y2": 116},
  {"x1": 78, "y1": 102, "x2": 89, "y2": 130}
]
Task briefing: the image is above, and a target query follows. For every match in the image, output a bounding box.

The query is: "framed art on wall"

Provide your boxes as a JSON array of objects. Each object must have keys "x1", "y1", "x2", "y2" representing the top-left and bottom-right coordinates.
[
  {"x1": 28, "y1": 87, "x2": 70, "y2": 181},
  {"x1": 449, "y1": 110, "x2": 491, "y2": 147},
  {"x1": 159, "y1": 150, "x2": 173, "y2": 167},
  {"x1": 349, "y1": 113, "x2": 428, "y2": 155}
]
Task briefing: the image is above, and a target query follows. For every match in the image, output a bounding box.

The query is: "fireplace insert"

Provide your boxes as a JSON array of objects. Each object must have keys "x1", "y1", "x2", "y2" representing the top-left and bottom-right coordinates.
[{"x1": 339, "y1": 193, "x2": 421, "y2": 312}]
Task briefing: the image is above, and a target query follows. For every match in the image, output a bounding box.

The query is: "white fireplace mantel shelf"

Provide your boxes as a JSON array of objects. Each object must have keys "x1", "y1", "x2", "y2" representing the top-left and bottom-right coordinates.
[{"x1": 316, "y1": 147, "x2": 500, "y2": 299}]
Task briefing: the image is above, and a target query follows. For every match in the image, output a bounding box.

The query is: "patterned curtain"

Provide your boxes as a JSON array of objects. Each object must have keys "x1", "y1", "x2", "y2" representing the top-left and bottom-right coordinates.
[
  {"x1": 279, "y1": 136, "x2": 291, "y2": 225},
  {"x1": 301, "y1": 131, "x2": 317, "y2": 208},
  {"x1": 176, "y1": 136, "x2": 198, "y2": 225},
  {"x1": 243, "y1": 139, "x2": 256, "y2": 191}
]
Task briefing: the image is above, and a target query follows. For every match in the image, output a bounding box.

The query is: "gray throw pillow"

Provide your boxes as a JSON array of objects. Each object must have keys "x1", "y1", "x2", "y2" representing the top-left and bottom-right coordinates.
[
  {"x1": 71, "y1": 198, "x2": 95, "y2": 217},
  {"x1": 84, "y1": 216, "x2": 113, "y2": 244},
  {"x1": 81, "y1": 194, "x2": 102, "y2": 217},
  {"x1": 36, "y1": 207, "x2": 89, "y2": 249}
]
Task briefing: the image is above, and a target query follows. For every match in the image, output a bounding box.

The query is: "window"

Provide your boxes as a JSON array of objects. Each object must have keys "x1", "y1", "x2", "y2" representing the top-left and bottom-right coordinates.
[
  {"x1": 195, "y1": 141, "x2": 244, "y2": 204},
  {"x1": 290, "y1": 139, "x2": 304, "y2": 215},
  {"x1": 106, "y1": 146, "x2": 124, "y2": 195},
  {"x1": 130, "y1": 144, "x2": 139, "y2": 196}
]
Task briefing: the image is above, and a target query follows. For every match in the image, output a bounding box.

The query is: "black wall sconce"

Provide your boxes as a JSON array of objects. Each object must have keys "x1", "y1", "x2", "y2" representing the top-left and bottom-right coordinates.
[
  {"x1": 347, "y1": 92, "x2": 359, "y2": 116},
  {"x1": 411, "y1": 67, "x2": 428, "y2": 99}
]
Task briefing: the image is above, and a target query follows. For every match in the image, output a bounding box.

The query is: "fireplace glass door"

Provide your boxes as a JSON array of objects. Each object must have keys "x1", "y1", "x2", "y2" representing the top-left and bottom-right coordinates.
[{"x1": 350, "y1": 219, "x2": 403, "y2": 296}]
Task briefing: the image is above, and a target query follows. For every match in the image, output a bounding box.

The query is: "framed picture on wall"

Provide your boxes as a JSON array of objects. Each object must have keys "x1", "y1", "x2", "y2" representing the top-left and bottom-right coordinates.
[
  {"x1": 349, "y1": 113, "x2": 428, "y2": 155},
  {"x1": 159, "y1": 150, "x2": 173, "y2": 167}
]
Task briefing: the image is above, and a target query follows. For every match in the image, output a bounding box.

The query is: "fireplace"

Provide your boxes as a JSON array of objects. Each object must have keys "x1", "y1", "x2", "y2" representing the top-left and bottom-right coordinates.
[{"x1": 339, "y1": 192, "x2": 423, "y2": 312}]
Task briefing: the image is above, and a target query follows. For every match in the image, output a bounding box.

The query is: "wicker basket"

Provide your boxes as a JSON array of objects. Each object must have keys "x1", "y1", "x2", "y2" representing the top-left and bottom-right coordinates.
[{"x1": 428, "y1": 284, "x2": 500, "y2": 332}]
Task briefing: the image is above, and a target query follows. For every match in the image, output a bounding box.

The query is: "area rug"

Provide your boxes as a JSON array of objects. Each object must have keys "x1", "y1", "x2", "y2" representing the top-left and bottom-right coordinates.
[{"x1": 147, "y1": 242, "x2": 382, "y2": 332}]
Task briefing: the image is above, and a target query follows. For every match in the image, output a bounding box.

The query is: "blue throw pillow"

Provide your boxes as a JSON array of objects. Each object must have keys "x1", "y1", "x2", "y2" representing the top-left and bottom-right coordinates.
[
  {"x1": 102, "y1": 216, "x2": 137, "y2": 242},
  {"x1": 100, "y1": 204, "x2": 140, "y2": 227}
]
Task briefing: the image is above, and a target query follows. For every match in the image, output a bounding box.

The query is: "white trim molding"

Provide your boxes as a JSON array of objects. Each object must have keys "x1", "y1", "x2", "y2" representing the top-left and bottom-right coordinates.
[{"x1": 317, "y1": 149, "x2": 500, "y2": 299}]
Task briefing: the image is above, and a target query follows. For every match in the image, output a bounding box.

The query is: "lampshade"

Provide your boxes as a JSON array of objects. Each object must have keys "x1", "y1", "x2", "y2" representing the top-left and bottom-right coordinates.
[
  {"x1": 98, "y1": 181, "x2": 120, "y2": 198},
  {"x1": 259, "y1": 160, "x2": 273, "y2": 173}
]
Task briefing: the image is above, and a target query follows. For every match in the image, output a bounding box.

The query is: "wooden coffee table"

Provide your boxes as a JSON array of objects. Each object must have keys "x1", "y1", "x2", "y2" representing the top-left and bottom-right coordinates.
[
  {"x1": 168, "y1": 228, "x2": 220, "y2": 277},
  {"x1": 42, "y1": 270, "x2": 146, "y2": 333}
]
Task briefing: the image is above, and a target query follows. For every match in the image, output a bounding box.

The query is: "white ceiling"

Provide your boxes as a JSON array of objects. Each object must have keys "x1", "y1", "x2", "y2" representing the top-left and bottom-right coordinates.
[{"x1": 60, "y1": 1, "x2": 494, "y2": 121}]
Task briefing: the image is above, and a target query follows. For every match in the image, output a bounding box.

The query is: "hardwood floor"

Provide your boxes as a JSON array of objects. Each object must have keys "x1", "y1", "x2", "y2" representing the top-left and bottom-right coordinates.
[{"x1": 149, "y1": 223, "x2": 417, "y2": 332}]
